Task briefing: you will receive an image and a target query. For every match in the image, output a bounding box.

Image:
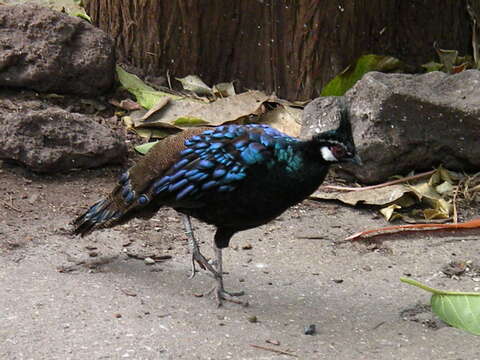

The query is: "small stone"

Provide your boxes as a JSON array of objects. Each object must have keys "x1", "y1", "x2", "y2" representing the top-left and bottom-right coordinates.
[
  {"x1": 248, "y1": 315, "x2": 258, "y2": 323},
  {"x1": 114, "y1": 313, "x2": 122, "y2": 318},
  {"x1": 304, "y1": 324, "x2": 316, "y2": 335},
  {"x1": 144, "y1": 257, "x2": 155, "y2": 265},
  {"x1": 242, "y1": 244, "x2": 253, "y2": 250},
  {"x1": 28, "y1": 193, "x2": 39, "y2": 204},
  {"x1": 239, "y1": 278, "x2": 245, "y2": 282},
  {"x1": 332, "y1": 279, "x2": 343, "y2": 284},
  {"x1": 88, "y1": 251, "x2": 98, "y2": 257}
]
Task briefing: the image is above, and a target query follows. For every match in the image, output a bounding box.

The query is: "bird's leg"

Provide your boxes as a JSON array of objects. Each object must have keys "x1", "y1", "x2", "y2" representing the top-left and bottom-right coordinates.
[
  {"x1": 211, "y1": 245, "x2": 246, "y2": 307},
  {"x1": 181, "y1": 214, "x2": 217, "y2": 279}
]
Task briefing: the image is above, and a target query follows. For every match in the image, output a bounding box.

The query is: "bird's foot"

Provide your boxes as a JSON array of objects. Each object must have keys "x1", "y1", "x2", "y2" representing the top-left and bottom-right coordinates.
[
  {"x1": 206, "y1": 285, "x2": 247, "y2": 307},
  {"x1": 189, "y1": 246, "x2": 217, "y2": 279}
]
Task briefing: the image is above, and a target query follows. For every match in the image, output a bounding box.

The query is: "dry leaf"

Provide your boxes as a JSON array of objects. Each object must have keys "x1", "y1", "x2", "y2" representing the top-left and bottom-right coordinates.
[
  {"x1": 213, "y1": 82, "x2": 236, "y2": 97},
  {"x1": 311, "y1": 184, "x2": 409, "y2": 206},
  {"x1": 176, "y1": 75, "x2": 213, "y2": 96},
  {"x1": 259, "y1": 105, "x2": 302, "y2": 137},
  {"x1": 380, "y1": 204, "x2": 402, "y2": 221}
]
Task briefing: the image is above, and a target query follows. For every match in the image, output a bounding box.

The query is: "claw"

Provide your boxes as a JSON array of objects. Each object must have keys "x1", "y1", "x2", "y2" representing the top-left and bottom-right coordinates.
[{"x1": 216, "y1": 288, "x2": 247, "y2": 307}]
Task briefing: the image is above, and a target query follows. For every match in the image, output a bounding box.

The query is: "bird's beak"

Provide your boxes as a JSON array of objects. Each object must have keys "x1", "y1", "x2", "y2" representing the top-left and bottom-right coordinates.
[{"x1": 347, "y1": 154, "x2": 363, "y2": 166}]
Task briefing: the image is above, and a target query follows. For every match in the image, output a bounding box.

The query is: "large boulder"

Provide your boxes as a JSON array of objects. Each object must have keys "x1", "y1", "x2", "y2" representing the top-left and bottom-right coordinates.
[
  {"x1": 0, "y1": 96, "x2": 127, "y2": 173},
  {"x1": 0, "y1": 4, "x2": 115, "y2": 96},
  {"x1": 302, "y1": 70, "x2": 480, "y2": 183}
]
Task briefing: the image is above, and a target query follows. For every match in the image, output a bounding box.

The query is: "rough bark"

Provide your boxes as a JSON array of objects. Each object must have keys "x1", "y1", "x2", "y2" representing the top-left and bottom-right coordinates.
[{"x1": 85, "y1": 0, "x2": 472, "y2": 100}]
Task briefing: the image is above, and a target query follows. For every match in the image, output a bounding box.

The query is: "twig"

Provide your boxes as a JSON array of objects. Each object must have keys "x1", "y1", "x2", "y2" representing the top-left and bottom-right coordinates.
[
  {"x1": 467, "y1": 0, "x2": 479, "y2": 64},
  {"x1": 452, "y1": 184, "x2": 460, "y2": 224},
  {"x1": 250, "y1": 344, "x2": 298, "y2": 358},
  {"x1": 320, "y1": 170, "x2": 436, "y2": 192},
  {"x1": 166, "y1": 69, "x2": 172, "y2": 90},
  {"x1": 3, "y1": 200, "x2": 21, "y2": 212},
  {"x1": 371, "y1": 321, "x2": 386, "y2": 330},
  {"x1": 346, "y1": 218, "x2": 480, "y2": 241}
]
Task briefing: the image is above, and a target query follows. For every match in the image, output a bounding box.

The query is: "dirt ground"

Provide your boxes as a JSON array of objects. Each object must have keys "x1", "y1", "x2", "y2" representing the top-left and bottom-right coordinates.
[{"x1": 1, "y1": 160, "x2": 480, "y2": 360}]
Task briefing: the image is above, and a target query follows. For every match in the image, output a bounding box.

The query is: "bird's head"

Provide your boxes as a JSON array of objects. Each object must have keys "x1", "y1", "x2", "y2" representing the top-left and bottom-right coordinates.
[{"x1": 312, "y1": 104, "x2": 362, "y2": 165}]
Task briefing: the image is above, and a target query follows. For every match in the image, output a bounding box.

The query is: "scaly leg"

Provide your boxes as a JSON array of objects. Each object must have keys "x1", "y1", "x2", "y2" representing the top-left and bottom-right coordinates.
[
  {"x1": 211, "y1": 245, "x2": 246, "y2": 307},
  {"x1": 181, "y1": 214, "x2": 217, "y2": 279}
]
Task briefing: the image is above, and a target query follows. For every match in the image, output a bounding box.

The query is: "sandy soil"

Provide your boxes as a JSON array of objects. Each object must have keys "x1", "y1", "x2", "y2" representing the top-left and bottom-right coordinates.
[{"x1": 1, "y1": 161, "x2": 480, "y2": 360}]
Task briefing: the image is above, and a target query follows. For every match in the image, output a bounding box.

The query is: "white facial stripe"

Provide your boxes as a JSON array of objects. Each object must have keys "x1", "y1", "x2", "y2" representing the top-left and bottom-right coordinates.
[{"x1": 321, "y1": 146, "x2": 338, "y2": 162}]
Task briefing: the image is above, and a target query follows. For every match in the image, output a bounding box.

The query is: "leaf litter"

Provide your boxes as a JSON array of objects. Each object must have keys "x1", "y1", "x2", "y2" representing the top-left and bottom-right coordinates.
[
  {"x1": 113, "y1": 66, "x2": 303, "y2": 153},
  {"x1": 312, "y1": 167, "x2": 480, "y2": 240}
]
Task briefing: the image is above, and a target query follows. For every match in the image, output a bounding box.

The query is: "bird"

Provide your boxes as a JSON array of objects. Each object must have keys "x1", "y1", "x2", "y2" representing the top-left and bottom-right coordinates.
[{"x1": 72, "y1": 102, "x2": 361, "y2": 306}]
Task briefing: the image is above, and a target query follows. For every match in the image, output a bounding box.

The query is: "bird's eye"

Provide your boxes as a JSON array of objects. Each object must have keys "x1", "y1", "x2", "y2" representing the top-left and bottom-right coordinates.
[{"x1": 330, "y1": 145, "x2": 347, "y2": 159}]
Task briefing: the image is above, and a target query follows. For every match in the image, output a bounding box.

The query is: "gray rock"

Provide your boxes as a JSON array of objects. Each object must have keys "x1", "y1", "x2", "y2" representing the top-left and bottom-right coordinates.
[
  {"x1": 0, "y1": 4, "x2": 115, "y2": 96},
  {"x1": 300, "y1": 96, "x2": 346, "y2": 139},
  {"x1": 0, "y1": 98, "x2": 127, "y2": 173},
  {"x1": 302, "y1": 70, "x2": 480, "y2": 183}
]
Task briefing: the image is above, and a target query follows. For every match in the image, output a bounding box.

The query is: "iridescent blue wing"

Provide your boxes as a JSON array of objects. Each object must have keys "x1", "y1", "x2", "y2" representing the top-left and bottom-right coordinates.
[{"x1": 147, "y1": 124, "x2": 292, "y2": 203}]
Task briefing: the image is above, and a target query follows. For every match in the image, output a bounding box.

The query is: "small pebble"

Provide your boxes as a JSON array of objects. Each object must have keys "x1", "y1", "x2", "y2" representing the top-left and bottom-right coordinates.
[
  {"x1": 114, "y1": 313, "x2": 122, "y2": 318},
  {"x1": 332, "y1": 279, "x2": 343, "y2": 284},
  {"x1": 242, "y1": 244, "x2": 253, "y2": 250},
  {"x1": 144, "y1": 257, "x2": 155, "y2": 265},
  {"x1": 304, "y1": 324, "x2": 316, "y2": 335},
  {"x1": 89, "y1": 251, "x2": 98, "y2": 257},
  {"x1": 266, "y1": 339, "x2": 280, "y2": 346},
  {"x1": 248, "y1": 315, "x2": 258, "y2": 323}
]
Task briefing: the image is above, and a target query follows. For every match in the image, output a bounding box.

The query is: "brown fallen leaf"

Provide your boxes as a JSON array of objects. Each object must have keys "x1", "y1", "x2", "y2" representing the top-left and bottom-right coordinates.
[{"x1": 319, "y1": 170, "x2": 436, "y2": 192}]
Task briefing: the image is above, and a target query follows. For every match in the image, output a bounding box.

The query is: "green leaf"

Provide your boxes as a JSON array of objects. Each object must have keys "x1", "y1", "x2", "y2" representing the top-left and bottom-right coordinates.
[
  {"x1": 321, "y1": 55, "x2": 403, "y2": 96},
  {"x1": 116, "y1": 66, "x2": 182, "y2": 109},
  {"x1": 134, "y1": 141, "x2": 159, "y2": 155},
  {"x1": 421, "y1": 61, "x2": 444, "y2": 72},
  {"x1": 134, "y1": 128, "x2": 173, "y2": 140},
  {"x1": 173, "y1": 116, "x2": 208, "y2": 126},
  {"x1": 401, "y1": 277, "x2": 480, "y2": 335}
]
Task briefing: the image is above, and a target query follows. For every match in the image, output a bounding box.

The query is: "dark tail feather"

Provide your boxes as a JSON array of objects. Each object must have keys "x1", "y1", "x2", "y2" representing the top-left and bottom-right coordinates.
[{"x1": 72, "y1": 198, "x2": 121, "y2": 237}]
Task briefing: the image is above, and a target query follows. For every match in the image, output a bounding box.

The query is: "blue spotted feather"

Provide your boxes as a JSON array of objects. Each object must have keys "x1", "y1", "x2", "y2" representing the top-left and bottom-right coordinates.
[{"x1": 139, "y1": 124, "x2": 299, "y2": 204}]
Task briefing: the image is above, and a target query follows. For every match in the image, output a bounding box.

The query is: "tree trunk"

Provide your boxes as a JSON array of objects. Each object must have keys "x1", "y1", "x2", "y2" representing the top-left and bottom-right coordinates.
[{"x1": 85, "y1": 0, "x2": 473, "y2": 100}]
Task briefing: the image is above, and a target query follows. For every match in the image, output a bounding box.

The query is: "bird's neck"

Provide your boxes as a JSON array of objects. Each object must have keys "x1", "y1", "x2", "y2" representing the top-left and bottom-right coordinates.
[
  {"x1": 271, "y1": 138, "x2": 330, "y2": 175},
  {"x1": 295, "y1": 138, "x2": 332, "y2": 166}
]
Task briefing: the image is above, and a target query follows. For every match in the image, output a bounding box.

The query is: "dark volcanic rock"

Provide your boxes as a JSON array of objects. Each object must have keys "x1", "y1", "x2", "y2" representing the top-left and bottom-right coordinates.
[
  {"x1": 0, "y1": 97, "x2": 127, "y2": 173},
  {"x1": 302, "y1": 70, "x2": 480, "y2": 183},
  {"x1": 0, "y1": 4, "x2": 115, "y2": 95}
]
